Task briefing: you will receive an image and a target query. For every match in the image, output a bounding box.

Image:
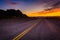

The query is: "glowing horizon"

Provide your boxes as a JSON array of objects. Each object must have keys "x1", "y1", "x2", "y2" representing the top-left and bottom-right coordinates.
[
  {"x1": 0, "y1": 0, "x2": 60, "y2": 14},
  {"x1": 26, "y1": 8, "x2": 60, "y2": 17}
]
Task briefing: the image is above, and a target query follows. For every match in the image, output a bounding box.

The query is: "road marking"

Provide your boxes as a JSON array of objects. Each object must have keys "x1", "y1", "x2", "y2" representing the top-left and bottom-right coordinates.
[
  {"x1": 18, "y1": 20, "x2": 37, "y2": 27},
  {"x1": 44, "y1": 19, "x2": 58, "y2": 33},
  {"x1": 12, "y1": 19, "x2": 40, "y2": 40}
]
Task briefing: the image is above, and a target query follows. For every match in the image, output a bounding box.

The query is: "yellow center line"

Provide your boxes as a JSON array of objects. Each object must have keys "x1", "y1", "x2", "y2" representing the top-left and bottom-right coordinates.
[
  {"x1": 19, "y1": 20, "x2": 34, "y2": 26},
  {"x1": 12, "y1": 19, "x2": 41, "y2": 40}
]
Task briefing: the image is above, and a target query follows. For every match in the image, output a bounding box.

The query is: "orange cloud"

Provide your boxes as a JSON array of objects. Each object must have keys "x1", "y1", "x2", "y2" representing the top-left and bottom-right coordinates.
[{"x1": 26, "y1": 8, "x2": 60, "y2": 17}]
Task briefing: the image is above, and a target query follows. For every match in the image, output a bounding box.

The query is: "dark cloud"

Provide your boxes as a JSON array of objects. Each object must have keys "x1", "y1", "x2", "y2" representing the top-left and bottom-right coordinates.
[
  {"x1": 10, "y1": 2, "x2": 18, "y2": 5},
  {"x1": 52, "y1": 1, "x2": 60, "y2": 7}
]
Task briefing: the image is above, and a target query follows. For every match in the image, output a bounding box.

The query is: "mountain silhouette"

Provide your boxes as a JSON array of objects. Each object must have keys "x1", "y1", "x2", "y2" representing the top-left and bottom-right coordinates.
[{"x1": 0, "y1": 9, "x2": 28, "y2": 19}]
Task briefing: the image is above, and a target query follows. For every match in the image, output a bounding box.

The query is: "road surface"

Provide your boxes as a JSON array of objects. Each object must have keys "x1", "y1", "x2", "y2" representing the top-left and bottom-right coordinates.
[{"x1": 0, "y1": 18, "x2": 60, "y2": 40}]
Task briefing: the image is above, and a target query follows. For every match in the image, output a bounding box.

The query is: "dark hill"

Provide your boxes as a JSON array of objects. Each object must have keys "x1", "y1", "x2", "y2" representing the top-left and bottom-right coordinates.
[{"x1": 0, "y1": 9, "x2": 28, "y2": 19}]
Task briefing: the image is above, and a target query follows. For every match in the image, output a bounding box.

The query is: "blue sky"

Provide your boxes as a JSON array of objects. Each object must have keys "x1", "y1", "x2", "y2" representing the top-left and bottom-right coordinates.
[{"x1": 0, "y1": 0, "x2": 60, "y2": 14}]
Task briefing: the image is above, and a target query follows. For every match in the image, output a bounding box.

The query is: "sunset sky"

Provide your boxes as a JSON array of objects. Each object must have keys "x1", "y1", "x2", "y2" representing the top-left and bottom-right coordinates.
[
  {"x1": 26, "y1": 8, "x2": 60, "y2": 17},
  {"x1": 0, "y1": 0, "x2": 60, "y2": 14}
]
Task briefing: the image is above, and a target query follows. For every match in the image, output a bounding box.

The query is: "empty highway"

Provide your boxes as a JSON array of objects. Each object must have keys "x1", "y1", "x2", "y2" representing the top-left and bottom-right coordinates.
[{"x1": 0, "y1": 18, "x2": 60, "y2": 40}]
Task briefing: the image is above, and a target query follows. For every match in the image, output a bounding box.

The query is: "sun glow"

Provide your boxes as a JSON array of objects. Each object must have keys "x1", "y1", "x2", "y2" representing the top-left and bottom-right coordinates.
[{"x1": 26, "y1": 8, "x2": 60, "y2": 17}]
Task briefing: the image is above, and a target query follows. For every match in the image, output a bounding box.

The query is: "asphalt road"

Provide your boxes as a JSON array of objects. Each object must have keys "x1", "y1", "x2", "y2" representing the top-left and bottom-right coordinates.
[{"x1": 0, "y1": 18, "x2": 60, "y2": 40}]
